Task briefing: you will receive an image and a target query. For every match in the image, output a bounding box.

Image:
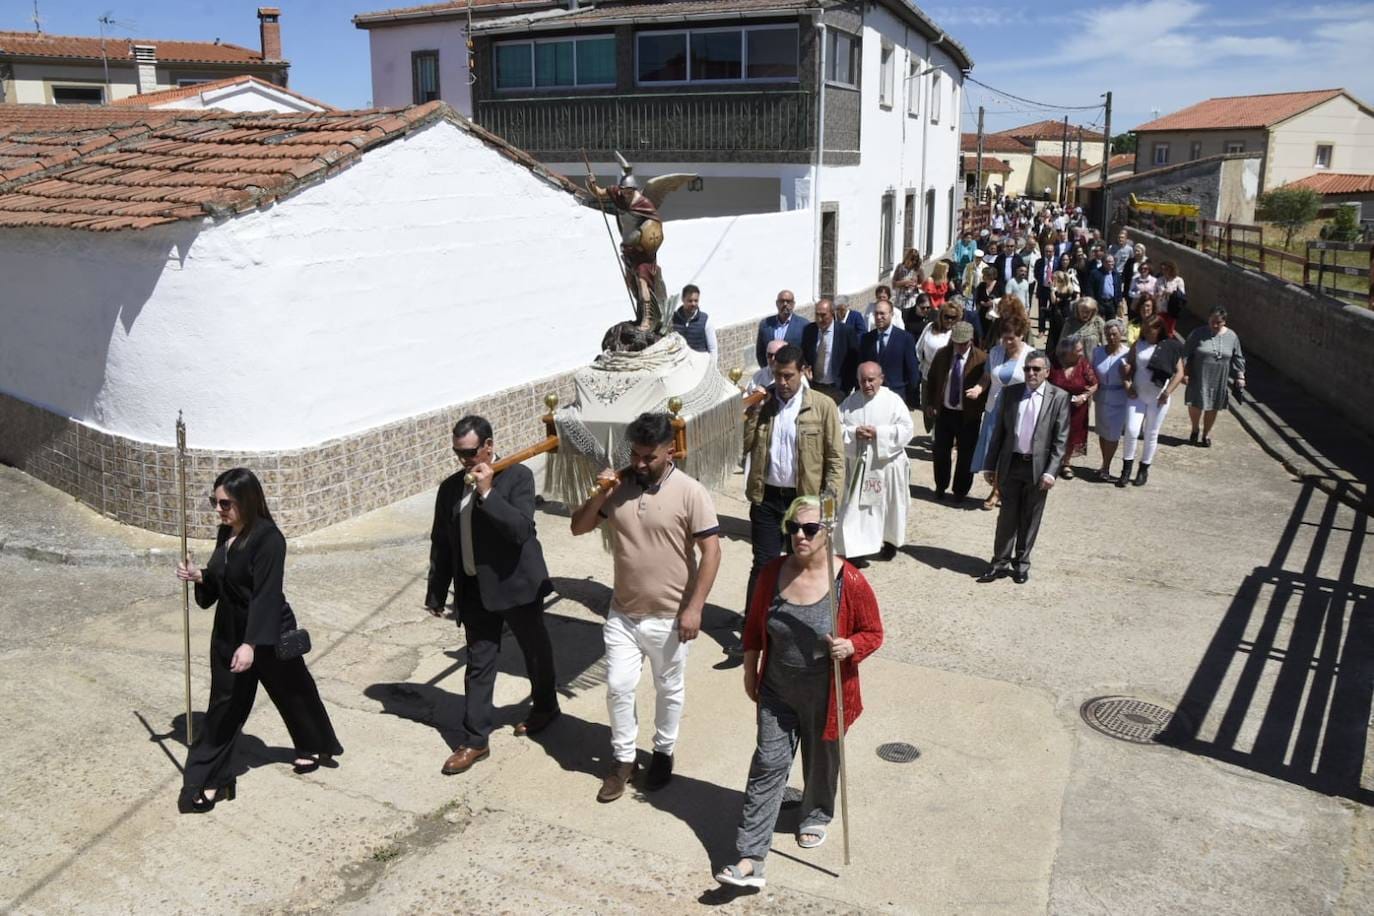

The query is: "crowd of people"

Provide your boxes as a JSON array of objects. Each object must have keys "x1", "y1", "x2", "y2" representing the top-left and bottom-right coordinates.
[{"x1": 170, "y1": 196, "x2": 1247, "y2": 890}]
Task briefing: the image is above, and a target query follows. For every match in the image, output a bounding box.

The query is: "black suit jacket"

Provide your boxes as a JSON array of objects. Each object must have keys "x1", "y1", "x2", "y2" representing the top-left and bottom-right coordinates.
[
  {"x1": 859, "y1": 325, "x2": 920, "y2": 404},
  {"x1": 801, "y1": 321, "x2": 859, "y2": 393},
  {"x1": 426, "y1": 463, "x2": 552, "y2": 613}
]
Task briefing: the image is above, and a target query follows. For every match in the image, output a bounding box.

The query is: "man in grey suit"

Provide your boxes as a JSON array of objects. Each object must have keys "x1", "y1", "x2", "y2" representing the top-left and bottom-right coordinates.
[{"x1": 976, "y1": 350, "x2": 1070, "y2": 584}]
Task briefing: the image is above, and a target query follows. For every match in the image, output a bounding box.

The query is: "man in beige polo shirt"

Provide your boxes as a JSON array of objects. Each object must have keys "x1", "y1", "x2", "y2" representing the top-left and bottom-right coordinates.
[{"x1": 571, "y1": 412, "x2": 722, "y2": 802}]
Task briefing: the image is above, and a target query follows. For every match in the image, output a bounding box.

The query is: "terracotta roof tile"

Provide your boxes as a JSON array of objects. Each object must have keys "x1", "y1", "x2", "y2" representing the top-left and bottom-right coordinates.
[
  {"x1": 1034, "y1": 154, "x2": 1088, "y2": 172},
  {"x1": 993, "y1": 119, "x2": 1107, "y2": 143},
  {"x1": 355, "y1": 0, "x2": 557, "y2": 25},
  {"x1": 1283, "y1": 172, "x2": 1374, "y2": 195},
  {"x1": 962, "y1": 154, "x2": 1011, "y2": 174},
  {"x1": 1133, "y1": 89, "x2": 1347, "y2": 132},
  {"x1": 0, "y1": 30, "x2": 276, "y2": 65},
  {"x1": 960, "y1": 132, "x2": 1032, "y2": 154},
  {"x1": 0, "y1": 100, "x2": 586, "y2": 231}
]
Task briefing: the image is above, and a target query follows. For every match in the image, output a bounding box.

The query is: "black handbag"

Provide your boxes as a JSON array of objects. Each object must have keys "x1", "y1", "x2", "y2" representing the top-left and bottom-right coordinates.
[{"x1": 276, "y1": 601, "x2": 312, "y2": 661}]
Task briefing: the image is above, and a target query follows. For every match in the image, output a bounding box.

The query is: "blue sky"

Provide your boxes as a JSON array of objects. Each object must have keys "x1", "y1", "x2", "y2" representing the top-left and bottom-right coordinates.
[{"x1": 7, "y1": 0, "x2": 1373, "y2": 135}]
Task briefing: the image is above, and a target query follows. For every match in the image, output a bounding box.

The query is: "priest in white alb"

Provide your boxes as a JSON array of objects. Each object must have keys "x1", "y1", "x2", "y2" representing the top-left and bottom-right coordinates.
[{"x1": 836, "y1": 361, "x2": 913, "y2": 566}]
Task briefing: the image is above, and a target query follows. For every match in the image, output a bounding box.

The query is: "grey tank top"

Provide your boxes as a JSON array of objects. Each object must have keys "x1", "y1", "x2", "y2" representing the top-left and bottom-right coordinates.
[{"x1": 766, "y1": 584, "x2": 837, "y2": 669}]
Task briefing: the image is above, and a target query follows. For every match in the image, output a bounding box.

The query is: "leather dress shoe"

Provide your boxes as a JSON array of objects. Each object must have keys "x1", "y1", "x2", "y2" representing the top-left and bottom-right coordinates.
[
  {"x1": 878, "y1": 543, "x2": 898, "y2": 561},
  {"x1": 441, "y1": 745, "x2": 489, "y2": 775},
  {"x1": 644, "y1": 751, "x2": 674, "y2": 791},
  {"x1": 976, "y1": 567, "x2": 1009, "y2": 583},
  {"x1": 597, "y1": 760, "x2": 636, "y2": 803},
  {"x1": 1013, "y1": 569, "x2": 1029, "y2": 584},
  {"x1": 514, "y1": 708, "x2": 561, "y2": 737}
]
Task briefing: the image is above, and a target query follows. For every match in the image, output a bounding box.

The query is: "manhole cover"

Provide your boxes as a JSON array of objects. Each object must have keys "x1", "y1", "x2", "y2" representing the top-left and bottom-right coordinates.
[
  {"x1": 1080, "y1": 696, "x2": 1188, "y2": 744},
  {"x1": 876, "y1": 742, "x2": 921, "y2": 763}
]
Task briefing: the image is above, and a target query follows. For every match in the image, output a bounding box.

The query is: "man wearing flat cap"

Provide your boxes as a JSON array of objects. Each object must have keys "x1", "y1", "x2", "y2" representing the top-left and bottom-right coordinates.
[{"x1": 922, "y1": 321, "x2": 988, "y2": 503}]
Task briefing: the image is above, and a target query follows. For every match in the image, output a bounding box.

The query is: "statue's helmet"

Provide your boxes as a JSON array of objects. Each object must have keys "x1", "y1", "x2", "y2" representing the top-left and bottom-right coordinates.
[{"x1": 615, "y1": 150, "x2": 637, "y2": 189}]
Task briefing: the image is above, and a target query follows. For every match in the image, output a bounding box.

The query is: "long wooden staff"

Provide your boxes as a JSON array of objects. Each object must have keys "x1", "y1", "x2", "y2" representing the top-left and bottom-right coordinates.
[
  {"x1": 176, "y1": 412, "x2": 193, "y2": 746},
  {"x1": 582, "y1": 149, "x2": 641, "y2": 317},
  {"x1": 820, "y1": 488, "x2": 852, "y2": 865}
]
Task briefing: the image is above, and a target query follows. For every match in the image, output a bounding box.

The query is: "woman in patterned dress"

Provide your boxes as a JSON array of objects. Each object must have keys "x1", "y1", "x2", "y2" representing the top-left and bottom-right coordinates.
[
  {"x1": 1184, "y1": 306, "x2": 1246, "y2": 447},
  {"x1": 1047, "y1": 336, "x2": 1099, "y2": 478}
]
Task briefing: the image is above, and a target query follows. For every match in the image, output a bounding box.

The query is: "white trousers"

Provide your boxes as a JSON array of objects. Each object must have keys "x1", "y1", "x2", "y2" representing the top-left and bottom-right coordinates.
[
  {"x1": 1123, "y1": 395, "x2": 1171, "y2": 464},
  {"x1": 603, "y1": 610, "x2": 690, "y2": 763}
]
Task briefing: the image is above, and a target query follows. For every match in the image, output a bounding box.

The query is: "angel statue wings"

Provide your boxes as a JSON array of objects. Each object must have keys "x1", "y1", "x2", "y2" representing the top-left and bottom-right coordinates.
[{"x1": 586, "y1": 151, "x2": 697, "y2": 334}]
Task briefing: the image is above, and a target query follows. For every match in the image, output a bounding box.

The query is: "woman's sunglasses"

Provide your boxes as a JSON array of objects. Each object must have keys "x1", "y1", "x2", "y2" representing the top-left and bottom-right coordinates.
[
  {"x1": 208, "y1": 496, "x2": 235, "y2": 511},
  {"x1": 785, "y1": 521, "x2": 824, "y2": 538}
]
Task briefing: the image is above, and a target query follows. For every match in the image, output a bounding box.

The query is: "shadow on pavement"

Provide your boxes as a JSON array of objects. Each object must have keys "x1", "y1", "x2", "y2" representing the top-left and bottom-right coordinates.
[
  {"x1": 526, "y1": 712, "x2": 746, "y2": 867},
  {"x1": 1157, "y1": 480, "x2": 1373, "y2": 805},
  {"x1": 902, "y1": 543, "x2": 987, "y2": 577}
]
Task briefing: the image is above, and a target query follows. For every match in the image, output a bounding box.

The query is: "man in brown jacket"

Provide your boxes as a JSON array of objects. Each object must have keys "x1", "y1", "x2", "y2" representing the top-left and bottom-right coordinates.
[
  {"x1": 922, "y1": 321, "x2": 988, "y2": 503},
  {"x1": 742, "y1": 343, "x2": 845, "y2": 608}
]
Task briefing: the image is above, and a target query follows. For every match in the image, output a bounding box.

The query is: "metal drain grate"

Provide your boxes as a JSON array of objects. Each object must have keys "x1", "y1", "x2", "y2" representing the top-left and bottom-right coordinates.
[
  {"x1": 1080, "y1": 696, "x2": 1188, "y2": 744},
  {"x1": 876, "y1": 742, "x2": 921, "y2": 763}
]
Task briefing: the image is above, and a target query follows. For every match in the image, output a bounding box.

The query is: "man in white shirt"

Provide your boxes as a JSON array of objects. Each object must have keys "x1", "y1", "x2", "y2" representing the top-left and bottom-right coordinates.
[
  {"x1": 977, "y1": 350, "x2": 1069, "y2": 584},
  {"x1": 1005, "y1": 263, "x2": 1033, "y2": 309}
]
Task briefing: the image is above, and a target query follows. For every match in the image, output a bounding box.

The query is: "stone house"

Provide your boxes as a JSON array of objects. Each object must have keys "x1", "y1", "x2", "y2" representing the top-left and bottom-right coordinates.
[
  {"x1": 0, "y1": 8, "x2": 289, "y2": 105},
  {"x1": 1131, "y1": 88, "x2": 1374, "y2": 192}
]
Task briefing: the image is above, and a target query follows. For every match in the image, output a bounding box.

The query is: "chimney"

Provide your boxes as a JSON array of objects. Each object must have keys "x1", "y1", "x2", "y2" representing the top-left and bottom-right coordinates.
[
  {"x1": 132, "y1": 44, "x2": 158, "y2": 94},
  {"x1": 257, "y1": 7, "x2": 282, "y2": 61}
]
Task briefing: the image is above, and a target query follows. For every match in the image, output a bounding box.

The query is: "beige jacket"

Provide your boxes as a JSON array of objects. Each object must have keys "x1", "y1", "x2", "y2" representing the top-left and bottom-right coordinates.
[{"x1": 743, "y1": 386, "x2": 846, "y2": 504}]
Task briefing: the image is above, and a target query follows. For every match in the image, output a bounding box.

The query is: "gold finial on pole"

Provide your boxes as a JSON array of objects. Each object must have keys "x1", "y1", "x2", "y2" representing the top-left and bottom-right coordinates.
[
  {"x1": 667, "y1": 396, "x2": 683, "y2": 416},
  {"x1": 728, "y1": 367, "x2": 744, "y2": 387},
  {"x1": 544, "y1": 392, "x2": 560, "y2": 412},
  {"x1": 176, "y1": 411, "x2": 194, "y2": 747}
]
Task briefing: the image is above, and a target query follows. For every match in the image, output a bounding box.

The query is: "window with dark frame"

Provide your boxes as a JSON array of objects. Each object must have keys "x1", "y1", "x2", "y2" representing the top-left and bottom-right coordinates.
[
  {"x1": 1152, "y1": 142, "x2": 1169, "y2": 166},
  {"x1": 906, "y1": 58, "x2": 920, "y2": 116},
  {"x1": 412, "y1": 50, "x2": 440, "y2": 103},
  {"x1": 496, "y1": 35, "x2": 616, "y2": 90},
  {"x1": 636, "y1": 26, "x2": 798, "y2": 85},
  {"x1": 879, "y1": 191, "x2": 895, "y2": 276},
  {"x1": 1189, "y1": 140, "x2": 1202, "y2": 160},
  {"x1": 51, "y1": 84, "x2": 104, "y2": 105},
  {"x1": 825, "y1": 29, "x2": 859, "y2": 88},
  {"x1": 1315, "y1": 144, "x2": 1333, "y2": 168},
  {"x1": 1225, "y1": 140, "x2": 1245, "y2": 153}
]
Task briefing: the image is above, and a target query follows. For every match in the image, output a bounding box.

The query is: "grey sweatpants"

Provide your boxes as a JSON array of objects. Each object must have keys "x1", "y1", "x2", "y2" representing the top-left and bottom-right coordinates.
[{"x1": 735, "y1": 662, "x2": 839, "y2": 861}]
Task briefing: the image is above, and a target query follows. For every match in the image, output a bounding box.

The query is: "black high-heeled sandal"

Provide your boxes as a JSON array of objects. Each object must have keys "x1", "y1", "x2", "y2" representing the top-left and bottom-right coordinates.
[
  {"x1": 292, "y1": 753, "x2": 336, "y2": 775},
  {"x1": 177, "y1": 779, "x2": 236, "y2": 814}
]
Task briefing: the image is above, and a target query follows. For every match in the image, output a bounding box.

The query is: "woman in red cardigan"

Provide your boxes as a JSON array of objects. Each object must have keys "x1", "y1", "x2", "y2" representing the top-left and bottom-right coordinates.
[{"x1": 715, "y1": 496, "x2": 883, "y2": 889}]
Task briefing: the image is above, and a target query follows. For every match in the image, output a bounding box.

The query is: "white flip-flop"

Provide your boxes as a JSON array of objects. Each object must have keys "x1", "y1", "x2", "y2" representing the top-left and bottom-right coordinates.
[
  {"x1": 714, "y1": 862, "x2": 766, "y2": 888},
  {"x1": 797, "y1": 825, "x2": 828, "y2": 849}
]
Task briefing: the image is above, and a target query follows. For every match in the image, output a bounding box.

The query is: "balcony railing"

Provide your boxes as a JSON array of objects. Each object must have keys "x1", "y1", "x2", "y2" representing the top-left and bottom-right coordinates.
[{"x1": 475, "y1": 90, "x2": 816, "y2": 163}]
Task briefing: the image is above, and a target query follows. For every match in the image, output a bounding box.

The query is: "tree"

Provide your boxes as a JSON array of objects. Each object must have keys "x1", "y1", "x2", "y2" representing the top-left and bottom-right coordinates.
[
  {"x1": 1258, "y1": 187, "x2": 1322, "y2": 248},
  {"x1": 1111, "y1": 132, "x2": 1137, "y2": 155},
  {"x1": 1323, "y1": 204, "x2": 1362, "y2": 242}
]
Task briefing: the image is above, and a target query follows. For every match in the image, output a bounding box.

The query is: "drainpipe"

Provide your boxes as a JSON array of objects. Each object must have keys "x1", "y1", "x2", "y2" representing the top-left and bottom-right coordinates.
[{"x1": 812, "y1": 18, "x2": 827, "y2": 301}]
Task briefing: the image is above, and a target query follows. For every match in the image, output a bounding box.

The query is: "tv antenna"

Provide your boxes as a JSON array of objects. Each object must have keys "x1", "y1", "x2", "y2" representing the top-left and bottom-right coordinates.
[
  {"x1": 31, "y1": 1, "x2": 43, "y2": 33},
  {"x1": 96, "y1": 12, "x2": 139, "y2": 102}
]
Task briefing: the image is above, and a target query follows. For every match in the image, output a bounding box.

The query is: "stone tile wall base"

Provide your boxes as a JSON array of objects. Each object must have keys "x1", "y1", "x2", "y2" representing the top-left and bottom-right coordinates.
[{"x1": 0, "y1": 307, "x2": 846, "y2": 537}]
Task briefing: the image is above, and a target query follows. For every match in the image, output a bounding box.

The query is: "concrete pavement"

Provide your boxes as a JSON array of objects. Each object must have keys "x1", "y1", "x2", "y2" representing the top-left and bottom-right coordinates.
[{"x1": 0, "y1": 387, "x2": 1371, "y2": 914}]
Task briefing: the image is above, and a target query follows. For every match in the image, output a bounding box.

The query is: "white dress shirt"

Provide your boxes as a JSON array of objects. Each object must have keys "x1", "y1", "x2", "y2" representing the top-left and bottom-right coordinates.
[{"x1": 765, "y1": 389, "x2": 803, "y2": 488}]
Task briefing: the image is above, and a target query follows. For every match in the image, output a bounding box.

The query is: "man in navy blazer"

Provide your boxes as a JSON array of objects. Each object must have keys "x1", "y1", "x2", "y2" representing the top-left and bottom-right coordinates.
[
  {"x1": 1091, "y1": 253, "x2": 1125, "y2": 315},
  {"x1": 859, "y1": 299, "x2": 920, "y2": 406},
  {"x1": 754, "y1": 288, "x2": 809, "y2": 367},
  {"x1": 800, "y1": 297, "x2": 858, "y2": 402}
]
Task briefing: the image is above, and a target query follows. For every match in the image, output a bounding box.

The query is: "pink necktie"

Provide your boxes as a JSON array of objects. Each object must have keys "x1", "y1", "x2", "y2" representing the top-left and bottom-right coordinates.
[{"x1": 1017, "y1": 390, "x2": 1038, "y2": 453}]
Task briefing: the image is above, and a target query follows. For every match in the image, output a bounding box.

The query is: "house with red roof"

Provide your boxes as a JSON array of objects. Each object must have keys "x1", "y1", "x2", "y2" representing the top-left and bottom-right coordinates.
[
  {"x1": 960, "y1": 119, "x2": 1105, "y2": 200},
  {"x1": 1131, "y1": 89, "x2": 1374, "y2": 192},
  {"x1": 0, "y1": 8, "x2": 289, "y2": 106},
  {"x1": 107, "y1": 74, "x2": 332, "y2": 113}
]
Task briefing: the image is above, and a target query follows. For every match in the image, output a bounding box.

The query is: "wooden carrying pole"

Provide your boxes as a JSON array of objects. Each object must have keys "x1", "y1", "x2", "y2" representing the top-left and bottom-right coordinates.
[
  {"x1": 176, "y1": 412, "x2": 193, "y2": 746},
  {"x1": 464, "y1": 394, "x2": 560, "y2": 487},
  {"x1": 820, "y1": 488, "x2": 852, "y2": 865}
]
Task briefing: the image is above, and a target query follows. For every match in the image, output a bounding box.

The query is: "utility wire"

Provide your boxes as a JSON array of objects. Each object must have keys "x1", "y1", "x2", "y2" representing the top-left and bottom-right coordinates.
[{"x1": 964, "y1": 75, "x2": 1105, "y2": 113}]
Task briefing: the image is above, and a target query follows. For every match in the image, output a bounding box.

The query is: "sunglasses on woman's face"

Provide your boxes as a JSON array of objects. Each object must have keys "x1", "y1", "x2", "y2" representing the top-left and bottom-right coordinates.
[
  {"x1": 209, "y1": 496, "x2": 235, "y2": 511},
  {"x1": 785, "y1": 521, "x2": 824, "y2": 538}
]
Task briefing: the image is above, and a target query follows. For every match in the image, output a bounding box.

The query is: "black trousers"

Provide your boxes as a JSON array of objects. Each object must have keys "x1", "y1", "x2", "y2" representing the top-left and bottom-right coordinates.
[
  {"x1": 183, "y1": 638, "x2": 342, "y2": 792},
  {"x1": 1036, "y1": 287, "x2": 1051, "y2": 332},
  {"x1": 932, "y1": 406, "x2": 982, "y2": 498},
  {"x1": 457, "y1": 576, "x2": 558, "y2": 749},
  {"x1": 747, "y1": 484, "x2": 795, "y2": 612},
  {"x1": 992, "y1": 457, "x2": 1049, "y2": 574}
]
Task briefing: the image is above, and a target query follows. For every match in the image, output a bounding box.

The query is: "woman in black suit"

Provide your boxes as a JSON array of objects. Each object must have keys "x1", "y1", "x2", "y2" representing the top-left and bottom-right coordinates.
[{"x1": 175, "y1": 468, "x2": 341, "y2": 813}]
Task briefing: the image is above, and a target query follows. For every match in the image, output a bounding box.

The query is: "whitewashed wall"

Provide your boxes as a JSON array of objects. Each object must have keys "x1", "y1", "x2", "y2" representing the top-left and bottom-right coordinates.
[
  {"x1": 158, "y1": 83, "x2": 325, "y2": 113},
  {"x1": 819, "y1": 7, "x2": 963, "y2": 295},
  {"x1": 0, "y1": 119, "x2": 815, "y2": 452},
  {"x1": 366, "y1": 20, "x2": 472, "y2": 113}
]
